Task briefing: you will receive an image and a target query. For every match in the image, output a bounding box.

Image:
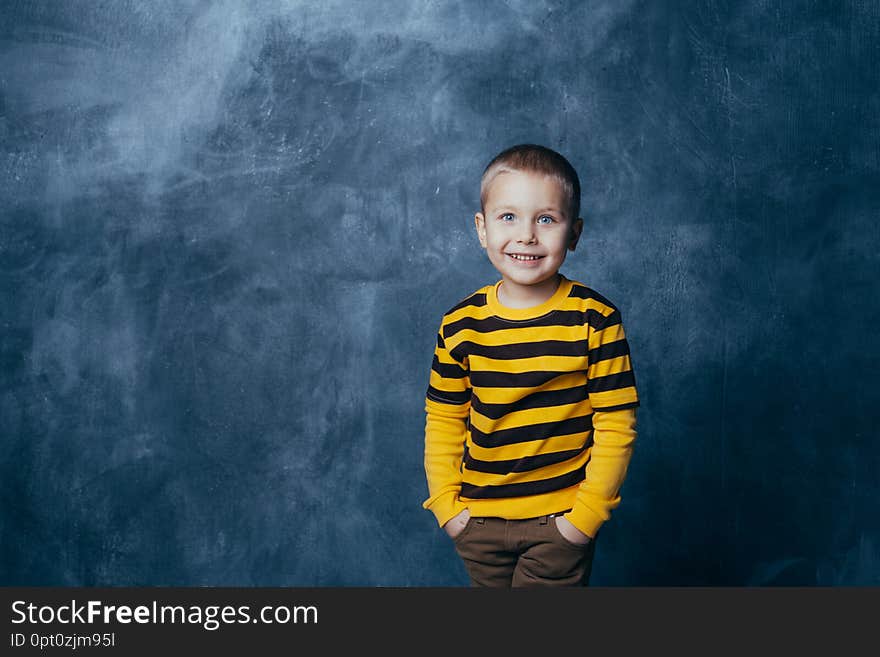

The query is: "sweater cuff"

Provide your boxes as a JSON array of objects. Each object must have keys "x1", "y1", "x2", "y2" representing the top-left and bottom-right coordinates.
[
  {"x1": 423, "y1": 490, "x2": 468, "y2": 528},
  {"x1": 563, "y1": 503, "x2": 608, "y2": 539}
]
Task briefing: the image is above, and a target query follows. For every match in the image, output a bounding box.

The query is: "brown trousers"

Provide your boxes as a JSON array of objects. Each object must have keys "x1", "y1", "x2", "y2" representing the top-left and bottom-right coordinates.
[{"x1": 452, "y1": 514, "x2": 597, "y2": 587}]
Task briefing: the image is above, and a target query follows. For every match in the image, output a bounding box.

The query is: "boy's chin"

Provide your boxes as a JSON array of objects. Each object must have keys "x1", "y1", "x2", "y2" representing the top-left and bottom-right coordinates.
[{"x1": 499, "y1": 271, "x2": 561, "y2": 287}]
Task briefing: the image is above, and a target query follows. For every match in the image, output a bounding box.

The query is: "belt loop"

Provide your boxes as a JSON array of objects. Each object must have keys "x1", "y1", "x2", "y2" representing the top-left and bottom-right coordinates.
[
  {"x1": 475, "y1": 517, "x2": 485, "y2": 525},
  {"x1": 538, "y1": 515, "x2": 548, "y2": 525}
]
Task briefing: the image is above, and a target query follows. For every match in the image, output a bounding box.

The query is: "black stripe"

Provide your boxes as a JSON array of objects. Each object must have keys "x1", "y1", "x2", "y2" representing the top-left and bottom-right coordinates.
[
  {"x1": 464, "y1": 443, "x2": 590, "y2": 475},
  {"x1": 592, "y1": 400, "x2": 640, "y2": 412},
  {"x1": 586, "y1": 308, "x2": 624, "y2": 331},
  {"x1": 470, "y1": 415, "x2": 592, "y2": 448},
  {"x1": 461, "y1": 466, "x2": 587, "y2": 499},
  {"x1": 432, "y1": 355, "x2": 467, "y2": 379},
  {"x1": 471, "y1": 386, "x2": 588, "y2": 420},
  {"x1": 596, "y1": 308, "x2": 622, "y2": 330},
  {"x1": 426, "y1": 386, "x2": 470, "y2": 405},
  {"x1": 447, "y1": 292, "x2": 487, "y2": 315},
  {"x1": 470, "y1": 369, "x2": 579, "y2": 389},
  {"x1": 447, "y1": 310, "x2": 586, "y2": 336},
  {"x1": 588, "y1": 338, "x2": 630, "y2": 364},
  {"x1": 455, "y1": 338, "x2": 588, "y2": 361},
  {"x1": 569, "y1": 283, "x2": 618, "y2": 310},
  {"x1": 587, "y1": 370, "x2": 637, "y2": 394}
]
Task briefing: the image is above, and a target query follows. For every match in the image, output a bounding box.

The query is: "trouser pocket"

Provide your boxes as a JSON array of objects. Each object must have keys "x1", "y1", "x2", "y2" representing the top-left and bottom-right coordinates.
[
  {"x1": 451, "y1": 515, "x2": 476, "y2": 544},
  {"x1": 509, "y1": 516, "x2": 596, "y2": 586}
]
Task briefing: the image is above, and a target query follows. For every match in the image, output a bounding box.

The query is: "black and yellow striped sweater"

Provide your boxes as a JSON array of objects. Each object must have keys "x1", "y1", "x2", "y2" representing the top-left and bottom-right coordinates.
[{"x1": 423, "y1": 273, "x2": 640, "y2": 538}]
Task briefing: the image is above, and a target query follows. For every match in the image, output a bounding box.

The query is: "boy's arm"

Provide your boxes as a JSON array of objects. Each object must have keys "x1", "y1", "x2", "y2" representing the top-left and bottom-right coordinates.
[
  {"x1": 564, "y1": 407, "x2": 637, "y2": 538},
  {"x1": 423, "y1": 398, "x2": 470, "y2": 527},
  {"x1": 422, "y1": 328, "x2": 471, "y2": 528},
  {"x1": 564, "y1": 307, "x2": 640, "y2": 538}
]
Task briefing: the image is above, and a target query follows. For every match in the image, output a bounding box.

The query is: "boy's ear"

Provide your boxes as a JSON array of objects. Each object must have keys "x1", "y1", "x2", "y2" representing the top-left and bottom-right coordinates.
[
  {"x1": 474, "y1": 212, "x2": 488, "y2": 248},
  {"x1": 568, "y1": 217, "x2": 584, "y2": 251}
]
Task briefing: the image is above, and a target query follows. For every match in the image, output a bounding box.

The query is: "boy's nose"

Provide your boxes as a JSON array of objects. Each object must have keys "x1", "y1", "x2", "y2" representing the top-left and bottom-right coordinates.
[{"x1": 515, "y1": 224, "x2": 537, "y2": 243}]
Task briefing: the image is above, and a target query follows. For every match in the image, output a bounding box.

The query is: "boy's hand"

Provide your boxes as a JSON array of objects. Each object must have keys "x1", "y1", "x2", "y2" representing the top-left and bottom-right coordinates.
[
  {"x1": 555, "y1": 516, "x2": 592, "y2": 545},
  {"x1": 443, "y1": 508, "x2": 471, "y2": 539}
]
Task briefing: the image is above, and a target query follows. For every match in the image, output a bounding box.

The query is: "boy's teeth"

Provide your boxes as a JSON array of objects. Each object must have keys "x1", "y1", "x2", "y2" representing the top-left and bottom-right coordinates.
[{"x1": 510, "y1": 254, "x2": 541, "y2": 260}]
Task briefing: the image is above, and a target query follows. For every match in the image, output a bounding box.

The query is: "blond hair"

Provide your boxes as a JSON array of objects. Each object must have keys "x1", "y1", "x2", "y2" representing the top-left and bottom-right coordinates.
[{"x1": 479, "y1": 144, "x2": 581, "y2": 222}]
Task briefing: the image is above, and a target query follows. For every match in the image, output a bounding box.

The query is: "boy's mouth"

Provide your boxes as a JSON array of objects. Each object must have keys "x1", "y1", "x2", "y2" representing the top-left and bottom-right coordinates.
[{"x1": 506, "y1": 253, "x2": 544, "y2": 262}]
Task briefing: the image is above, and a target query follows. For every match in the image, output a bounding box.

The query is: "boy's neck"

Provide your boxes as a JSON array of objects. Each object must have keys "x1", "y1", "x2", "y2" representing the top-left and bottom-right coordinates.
[{"x1": 497, "y1": 273, "x2": 562, "y2": 309}]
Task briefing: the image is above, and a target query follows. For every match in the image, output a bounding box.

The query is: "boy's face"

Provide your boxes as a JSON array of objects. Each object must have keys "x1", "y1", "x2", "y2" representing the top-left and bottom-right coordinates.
[{"x1": 475, "y1": 169, "x2": 583, "y2": 296}]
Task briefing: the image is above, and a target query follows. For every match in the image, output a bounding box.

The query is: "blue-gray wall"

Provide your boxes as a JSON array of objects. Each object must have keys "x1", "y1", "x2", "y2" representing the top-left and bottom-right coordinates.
[{"x1": 2, "y1": 1, "x2": 878, "y2": 586}]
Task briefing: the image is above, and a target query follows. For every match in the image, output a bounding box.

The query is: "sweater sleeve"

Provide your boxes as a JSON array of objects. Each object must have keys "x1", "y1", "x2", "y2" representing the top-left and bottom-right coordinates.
[
  {"x1": 564, "y1": 407, "x2": 637, "y2": 538},
  {"x1": 564, "y1": 306, "x2": 640, "y2": 537},
  {"x1": 585, "y1": 307, "x2": 639, "y2": 412},
  {"x1": 422, "y1": 327, "x2": 471, "y2": 528}
]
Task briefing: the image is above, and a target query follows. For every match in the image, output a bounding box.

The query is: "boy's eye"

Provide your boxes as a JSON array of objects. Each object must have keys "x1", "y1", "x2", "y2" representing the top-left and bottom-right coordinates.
[{"x1": 499, "y1": 213, "x2": 555, "y2": 223}]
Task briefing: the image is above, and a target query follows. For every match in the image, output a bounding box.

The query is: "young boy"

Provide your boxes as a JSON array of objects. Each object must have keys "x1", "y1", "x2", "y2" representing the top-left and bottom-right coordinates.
[{"x1": 422, "y1": 144, "x2": 640, "y2": 587}]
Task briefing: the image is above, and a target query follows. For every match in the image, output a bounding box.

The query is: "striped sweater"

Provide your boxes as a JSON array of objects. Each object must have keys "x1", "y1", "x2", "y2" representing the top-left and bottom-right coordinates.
[{"x1": 423, "y1": 273, "x2": 640, "y2": 538}]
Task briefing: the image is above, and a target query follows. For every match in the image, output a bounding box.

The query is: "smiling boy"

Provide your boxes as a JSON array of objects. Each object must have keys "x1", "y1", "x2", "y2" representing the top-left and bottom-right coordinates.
[{"x1": 422, "y1": 144, "x2": 640, "y2": 587}]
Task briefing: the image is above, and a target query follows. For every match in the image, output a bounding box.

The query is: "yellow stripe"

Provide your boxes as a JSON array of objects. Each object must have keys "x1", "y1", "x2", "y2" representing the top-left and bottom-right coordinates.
[
  {"x1": 469, "y1": 399, "x2": 590, "y2": 433},
  {"x1": 469, "y1": 353, "x2": 588, "y2": 374},
  {"x1": 593, "y1": 320, "x2": 627, "y2": 342},
  {"x1": 434, "y1": 343, "x2": 461, "y2": 362},
  {"x1": 444, "y1": 292, "x2": 492, "y2": 324},
  {"x1": 583, "y1": 298, "x2": 617, "y2": 316},
  {"x1": 448, "y1": 323, "x2": 585, "y2": 347},
  {"x1": 588, "y1": 387, "x2": 639, "y2": 408},
  {"x1": 428, "y1": 369, "x2": 469, "y2": 394},
  {"x1": 466, "y1": 431, "x2": 591, "y2": 462},
  {"x1": 589, "y1": 354, "x2": 634, "y2": 379}
]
